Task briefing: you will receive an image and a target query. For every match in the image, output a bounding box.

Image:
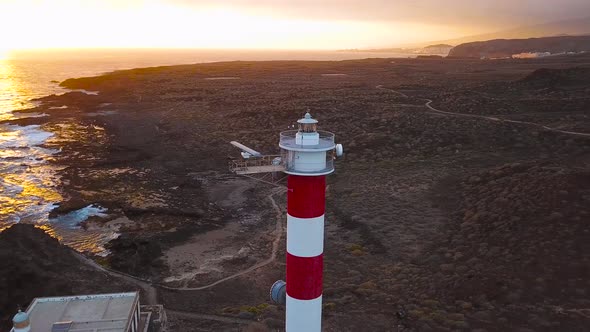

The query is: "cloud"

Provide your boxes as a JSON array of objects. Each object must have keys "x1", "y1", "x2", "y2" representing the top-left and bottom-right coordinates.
[{"x1": 168, "y1": 0, "x2": 590, "y2": 29}]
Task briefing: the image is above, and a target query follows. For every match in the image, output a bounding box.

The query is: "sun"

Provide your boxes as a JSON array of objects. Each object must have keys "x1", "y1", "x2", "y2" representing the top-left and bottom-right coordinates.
[
  {"x1": 0, "y1": 45, "x2": 14, "y2": 60},
  {"x1": 0, "y1": 48, "x2": 9, "y2": 60}
]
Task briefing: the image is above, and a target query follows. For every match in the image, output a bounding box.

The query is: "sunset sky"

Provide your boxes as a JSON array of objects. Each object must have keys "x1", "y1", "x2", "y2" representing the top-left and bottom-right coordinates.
[{"x1": 0, "y1": 0, "x2": 589, "y2": 52}]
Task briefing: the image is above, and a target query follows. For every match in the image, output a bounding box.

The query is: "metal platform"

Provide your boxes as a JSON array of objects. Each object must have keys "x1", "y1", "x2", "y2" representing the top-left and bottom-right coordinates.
[{"x1": 229, "y1": 155, "x2": 285, "y2": 175}]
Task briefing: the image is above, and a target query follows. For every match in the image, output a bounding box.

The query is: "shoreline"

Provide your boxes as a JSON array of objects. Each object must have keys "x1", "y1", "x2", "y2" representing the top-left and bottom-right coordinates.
[{"x1": 2, "y1": 55, "x2": 590, "y2": 330}]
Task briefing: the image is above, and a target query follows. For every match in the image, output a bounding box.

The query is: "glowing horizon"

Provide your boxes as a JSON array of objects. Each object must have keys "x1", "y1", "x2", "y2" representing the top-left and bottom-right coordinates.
[
  {"x1": 1, "y1": 0, "x2": 588, "y2": 53},
  {"x1": 0, "y1": 0, "x2": 477, "y2": 53}
]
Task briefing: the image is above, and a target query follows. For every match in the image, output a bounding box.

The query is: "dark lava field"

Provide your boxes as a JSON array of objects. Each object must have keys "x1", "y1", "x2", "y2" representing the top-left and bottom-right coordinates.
[{"x1": 3, "y1": 54, "x2": 590, "y2": 331}]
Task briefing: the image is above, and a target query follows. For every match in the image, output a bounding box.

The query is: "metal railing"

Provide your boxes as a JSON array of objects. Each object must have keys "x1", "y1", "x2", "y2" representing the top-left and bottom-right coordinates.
[
  {"x1": 229, "y1": 153, "x2": 336, "y2": 175},
  {"x1": 282, "y1": 158, "x2": 335, "y2": 175},
  {"x1": 280, "y1": 149, "x2": 336, "y2": 175},
  {"x1": 229, "y1": 155, "x2": 283, "y2": 173},
  {"x1": 279, "y1": 130, "x2": 335, "y2": 150}
]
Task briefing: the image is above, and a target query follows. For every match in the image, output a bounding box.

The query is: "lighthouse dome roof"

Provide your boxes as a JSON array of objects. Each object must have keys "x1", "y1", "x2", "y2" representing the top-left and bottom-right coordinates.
[
  {"x1": 13, "y1": 310, "x2": 29, "y2": 324},
  {"x1": 297, "y1": 112, "x2": 318, "y2": 124}
]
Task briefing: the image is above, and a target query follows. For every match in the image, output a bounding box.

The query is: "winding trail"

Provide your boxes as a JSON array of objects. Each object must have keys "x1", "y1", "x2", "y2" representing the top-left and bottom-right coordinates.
[
  {"x1": 376, "y1": 85, "x2": 590, "y2": 138},
  {"x1": 159, "y1": 186, "x2": 286, "y2": 291},
  {"x1": 73, "y1": 251, "x2": 159, "y2": 305},
  {"x1": 74, "y1": 186, "x2": 285, "y2": 300},
  {"x1": 376, "y1": 85, "x2": 408, "y2": 98},
  {"x1": 167, "y1": 309, "x2": 255, "y2": 324}
]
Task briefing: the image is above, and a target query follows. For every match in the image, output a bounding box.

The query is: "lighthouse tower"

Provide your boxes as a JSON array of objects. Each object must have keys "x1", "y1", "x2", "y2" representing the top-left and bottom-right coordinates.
[{"x1": 276, "y1": 112, "x2": 342, "y2": 332}]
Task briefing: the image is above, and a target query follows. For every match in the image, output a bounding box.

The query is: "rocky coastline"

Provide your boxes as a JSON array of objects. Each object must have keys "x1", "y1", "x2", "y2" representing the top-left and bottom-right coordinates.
[{"x1": 2, "y1": 55, "x2": 590, "y2": 330}]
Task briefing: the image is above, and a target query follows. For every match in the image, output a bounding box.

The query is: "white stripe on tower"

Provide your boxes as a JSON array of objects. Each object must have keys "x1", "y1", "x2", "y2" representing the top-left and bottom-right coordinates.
[
  {"x1": 286, "y1": 295, "x2": 323, "y2": 331},
  {"x1": 287, "y1": 215, "x2": 324, "y2": 257}
]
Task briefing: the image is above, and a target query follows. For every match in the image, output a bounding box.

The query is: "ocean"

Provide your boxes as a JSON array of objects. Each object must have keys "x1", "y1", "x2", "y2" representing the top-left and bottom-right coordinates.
[{"x1": 0, "y1": 48, "x2": 415, "y2": 254}]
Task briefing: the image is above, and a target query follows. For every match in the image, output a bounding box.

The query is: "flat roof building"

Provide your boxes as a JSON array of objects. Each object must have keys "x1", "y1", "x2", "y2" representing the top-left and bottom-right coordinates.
[{"x1": 11, "y1": 292, "x2": 143, "y2": 332}]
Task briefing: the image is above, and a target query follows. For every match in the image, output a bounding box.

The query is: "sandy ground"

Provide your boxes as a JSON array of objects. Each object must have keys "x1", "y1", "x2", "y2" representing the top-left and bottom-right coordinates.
[
  {"x1": 163, "y1": 221, "x2": 242, "y2": 283},
  {"x1": 163, "y1": 178, "x2": 258, "y2": 285}
]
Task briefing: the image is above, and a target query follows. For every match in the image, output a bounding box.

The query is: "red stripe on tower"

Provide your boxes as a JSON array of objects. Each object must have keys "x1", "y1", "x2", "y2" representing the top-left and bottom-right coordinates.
[
  {"x1": 286, "y1": 253, "x2": 323, "y2": 300},
  {"x1": 287, "y1": 175, "x2": 326, "y2": 218}
]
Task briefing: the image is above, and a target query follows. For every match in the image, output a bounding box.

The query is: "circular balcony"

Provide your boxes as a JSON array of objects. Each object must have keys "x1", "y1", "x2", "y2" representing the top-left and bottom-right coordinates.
[{"x1": 279, "y1": 130, "x2": 336, "y2": 152}]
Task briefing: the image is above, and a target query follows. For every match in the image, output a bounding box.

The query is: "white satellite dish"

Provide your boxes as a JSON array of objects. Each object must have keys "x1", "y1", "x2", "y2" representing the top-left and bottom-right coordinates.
[
  {"x1": 335, "y1": 144, "x2": 344, "y2": 157},
  {"x1": 230, "y1": 141, "x2": 263, "y2": 158}
]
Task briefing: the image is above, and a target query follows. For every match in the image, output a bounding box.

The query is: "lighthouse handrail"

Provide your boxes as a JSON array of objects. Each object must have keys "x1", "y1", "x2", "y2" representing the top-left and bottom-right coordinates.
[
  {"x1": 282, "y1": 158, "x2": 335, "y2": 175},
  {"x1": 229, "y1": 155, "x2": 282, "y2": 172},
  {"x1": 279, "y1": 130, "x2": 335, "y2": 150}
]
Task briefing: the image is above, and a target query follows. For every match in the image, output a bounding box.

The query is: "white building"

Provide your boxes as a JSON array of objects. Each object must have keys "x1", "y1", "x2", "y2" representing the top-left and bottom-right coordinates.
[{"x1": 11, "y1": 292, "x2": 144, "y2": 332}]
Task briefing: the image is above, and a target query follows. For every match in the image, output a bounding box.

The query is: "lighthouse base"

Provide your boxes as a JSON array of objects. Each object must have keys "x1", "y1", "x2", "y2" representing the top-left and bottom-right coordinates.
[{"x1": 286, "y1": 295, "x2": 322, "y2": 332}]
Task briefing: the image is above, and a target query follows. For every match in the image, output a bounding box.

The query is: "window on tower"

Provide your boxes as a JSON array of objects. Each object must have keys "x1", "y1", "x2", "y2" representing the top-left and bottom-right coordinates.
[{"x1": 299, "y1": 123, "x2": 317, "y2": 133}]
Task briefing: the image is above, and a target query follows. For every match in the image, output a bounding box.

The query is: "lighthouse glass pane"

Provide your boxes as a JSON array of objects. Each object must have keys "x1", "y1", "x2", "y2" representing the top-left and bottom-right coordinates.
[
  {"x1": 302, "y1": 123, "x2": 317, "y2": 132},
  {"x1": 298, "y1": 123, "x2": 316, "y2": 133}
]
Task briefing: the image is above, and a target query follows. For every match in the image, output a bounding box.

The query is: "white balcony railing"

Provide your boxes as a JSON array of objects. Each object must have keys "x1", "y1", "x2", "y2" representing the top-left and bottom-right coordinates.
[{"x1": 279, "y1": 130, "x2": 335, "y2": 151}]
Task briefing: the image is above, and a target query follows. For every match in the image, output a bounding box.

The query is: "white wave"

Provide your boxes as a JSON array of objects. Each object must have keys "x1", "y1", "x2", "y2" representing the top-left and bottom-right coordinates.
[
  {"x1": 9, "y1": 112, "x2": 49, "y2": 120},
  {"x1": 70, "y1": 89, "x2": 100, "y2": 95},
  {"x1": 29, "y1": 100, "x2": 44, "y2": 108},
  {"x1": 49, "y1": 105, "x2": 68, "y2": 110},
  {"x1": 0, "y1": 124, "x2": 54, "y2": 148},
  {"x1": 49, "y1": 204, "x2": 109, "y2": 228}
]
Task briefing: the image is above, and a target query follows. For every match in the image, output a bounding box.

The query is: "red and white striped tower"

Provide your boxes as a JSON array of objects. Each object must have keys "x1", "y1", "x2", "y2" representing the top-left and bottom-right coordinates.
[{"x1": 276, "y1": 113, "x2": 342, "y2": 332}]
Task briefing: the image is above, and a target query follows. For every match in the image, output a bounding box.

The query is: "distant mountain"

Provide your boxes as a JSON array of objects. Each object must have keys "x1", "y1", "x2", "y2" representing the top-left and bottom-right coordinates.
[
  {"x1": 338, "y1": 48, "x2": 407, "y2": 53},
  {"x1": 339, "y1": 44, "x2": 453, "y2": 55},
  {"x1": 448, "y1": 35, "x2": 590, "y2": 58},
  {"x1": 421, "y1": 44, "x2": 454, "y2": 54},
  {"x1": 424, "y1": 44, "x2": 453, "y2": 49},
  {"x1": 416, "y1": 16, "x2": 590, "y2": 47}
]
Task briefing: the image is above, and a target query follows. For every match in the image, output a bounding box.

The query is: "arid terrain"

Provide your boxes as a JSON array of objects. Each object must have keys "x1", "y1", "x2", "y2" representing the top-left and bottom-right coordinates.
[
  {"x1": 0, "y1": 224, "x2": 138, "y2": 331},
  {"x1": 2, "y1": 54, "x2": 590, "y2": 331}
]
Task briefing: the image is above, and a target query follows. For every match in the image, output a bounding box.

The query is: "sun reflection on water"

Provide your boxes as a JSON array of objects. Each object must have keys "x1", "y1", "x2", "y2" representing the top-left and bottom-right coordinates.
[
  {"x1": 0, "y1": 59, "x2": 115, "y2": 255},
  {"x1": 0, "y1": 60, "x2": 37, "y2": 120}
]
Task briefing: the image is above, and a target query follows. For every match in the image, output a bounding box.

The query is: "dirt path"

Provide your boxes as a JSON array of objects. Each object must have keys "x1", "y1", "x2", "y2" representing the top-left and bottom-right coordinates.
[
  {"x1": 167, "y1": 309, "x2": 255, "y2": 324},
  {"x1": 376, "y1": 85, "x2": 590, "y2": 138},
  {"x1": 74, "y1": 186, "x2": 285, "y2": 296},
  {"x1": 73, "y1": 251, "x2": 159, "y2": 305},
  {"x1": 160, "y1": 186, "x2": 286, "y2": 291},
  {"x1": 376, "y1": 85, "x2": 408, "y2": 98},
  {"x1": 70, "y1": 186, "x2": 285, "y2": 328}
]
